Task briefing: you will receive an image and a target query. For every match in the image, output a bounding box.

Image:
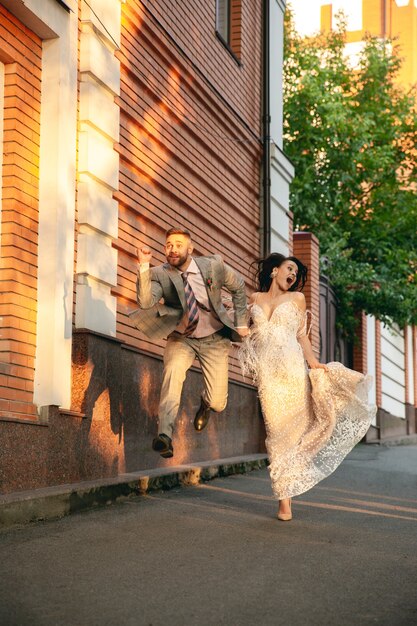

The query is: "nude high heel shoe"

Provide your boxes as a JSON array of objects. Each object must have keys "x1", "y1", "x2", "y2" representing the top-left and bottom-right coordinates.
[{"x1": 277, "y1": 498, "x2": 292, "y2": 521}]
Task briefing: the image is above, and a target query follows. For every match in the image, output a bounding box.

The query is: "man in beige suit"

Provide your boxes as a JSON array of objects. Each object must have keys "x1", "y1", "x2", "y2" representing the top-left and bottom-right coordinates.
[{"x1": 129, "y1": 227, "x2": 249, "y2": 458}]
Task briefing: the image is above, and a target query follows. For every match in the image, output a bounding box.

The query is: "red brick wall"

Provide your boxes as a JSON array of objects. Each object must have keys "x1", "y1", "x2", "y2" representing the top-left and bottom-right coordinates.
[
  {"x1": 0, "y1": 6, "x2": 41, "y2": 421},
  {"x1": 230, "y1": 0, "x2": 243, "y2": 61},
  {"x1": 292, "y1": 232, "x2": 320, "y2": 356},
  {"x1": 287, "y1": 210, "x2": 294, "y2": 255},
  {"x1": 114, "y1": 0, "x2": 262, "y2": 380},
  {"x1": 413, "y1": 326, "x2": 417, "y2": 408},
  {"x1": 353, "y1": 311, "x2": 367, "y2": 374}
]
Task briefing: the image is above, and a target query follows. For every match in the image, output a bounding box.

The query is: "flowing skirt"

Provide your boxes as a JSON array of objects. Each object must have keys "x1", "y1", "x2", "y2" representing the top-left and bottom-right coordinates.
[{"x1": 258, "y1": 361, "x2": 375, "y2": 499}]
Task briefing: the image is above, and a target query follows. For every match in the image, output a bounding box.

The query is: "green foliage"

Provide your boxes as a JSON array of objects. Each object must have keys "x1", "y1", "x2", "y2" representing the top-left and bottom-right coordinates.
[{"x1": 283, "y1": 9, "x2": 417, "y2": 337}]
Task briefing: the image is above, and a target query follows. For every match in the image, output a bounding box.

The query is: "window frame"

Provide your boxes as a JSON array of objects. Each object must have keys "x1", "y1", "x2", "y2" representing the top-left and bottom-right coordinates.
[{"x1": 215, "y1": 0, "x2": 242, "y2": 66}]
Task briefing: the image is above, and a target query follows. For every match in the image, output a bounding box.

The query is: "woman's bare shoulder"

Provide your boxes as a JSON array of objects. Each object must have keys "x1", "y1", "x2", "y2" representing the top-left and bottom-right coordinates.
[
  {"x1": 290, "y1": 291, "x2": 306, "y2": 310},
  {"x1": 249, "y1": 292, "x2": 261, "y2": 304}
]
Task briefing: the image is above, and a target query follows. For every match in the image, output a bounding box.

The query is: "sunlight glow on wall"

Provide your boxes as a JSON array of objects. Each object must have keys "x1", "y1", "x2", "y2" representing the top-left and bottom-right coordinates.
[{"x1": 331, "y1": 0, "x2": 362, "y2": 31}]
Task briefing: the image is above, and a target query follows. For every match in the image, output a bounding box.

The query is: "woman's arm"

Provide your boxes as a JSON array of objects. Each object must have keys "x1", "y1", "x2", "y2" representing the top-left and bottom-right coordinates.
[
  {"x1": 298, "y1": 334, "x2": 327, "y2": 370},
  {"x1": 294, "y1": 292, "x2": 328, "y2": 370}
]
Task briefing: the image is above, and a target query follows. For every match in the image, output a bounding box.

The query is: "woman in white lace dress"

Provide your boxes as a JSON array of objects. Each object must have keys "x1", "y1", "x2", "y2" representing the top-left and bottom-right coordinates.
[{"x1": 239, "y1": 254, "x2": 375, "y2": 521}]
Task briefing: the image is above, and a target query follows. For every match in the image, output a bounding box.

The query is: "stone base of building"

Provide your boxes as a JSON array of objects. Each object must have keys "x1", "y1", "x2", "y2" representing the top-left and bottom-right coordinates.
[
  {"x1": 0, "y1": 331, "x2": 265, "y2": 495},
  {"x1": 365, "y1": 405, "x2": 417, "y2": 443}
]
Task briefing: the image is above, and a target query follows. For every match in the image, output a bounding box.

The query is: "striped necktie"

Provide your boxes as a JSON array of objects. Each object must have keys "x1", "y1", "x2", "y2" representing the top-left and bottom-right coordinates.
[{"x1": 182, "y1": 271, "x2": 199, "y2": 336}]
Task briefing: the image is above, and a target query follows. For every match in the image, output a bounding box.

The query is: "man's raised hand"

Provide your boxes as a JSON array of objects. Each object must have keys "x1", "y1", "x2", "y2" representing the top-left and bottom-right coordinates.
[{"x1": 137, "y1": 246, "x2": 152, "y2": 264}]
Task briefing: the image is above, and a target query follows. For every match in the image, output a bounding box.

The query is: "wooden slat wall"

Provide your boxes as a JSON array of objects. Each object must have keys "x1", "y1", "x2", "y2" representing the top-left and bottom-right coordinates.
[{"x1": 114, "y1": 0, "x2": 262, "y2": 381}]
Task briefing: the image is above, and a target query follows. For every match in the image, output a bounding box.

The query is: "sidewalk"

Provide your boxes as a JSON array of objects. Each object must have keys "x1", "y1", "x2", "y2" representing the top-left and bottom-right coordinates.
[
  {"x1": 0, "y1": 454, "x2": 268, "y2": 528},
  {"x1": 0, "y1": 444, "x2": 416, "y2": 625},
  {"x1": 2, "y1": 434, "x2": 417, "y2": 529}
]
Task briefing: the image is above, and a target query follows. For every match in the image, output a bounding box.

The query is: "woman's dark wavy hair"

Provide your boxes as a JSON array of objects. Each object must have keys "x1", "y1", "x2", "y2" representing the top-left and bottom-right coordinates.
[{"x1": 254, "y1": 253, "x2": 308, "y2": 292}]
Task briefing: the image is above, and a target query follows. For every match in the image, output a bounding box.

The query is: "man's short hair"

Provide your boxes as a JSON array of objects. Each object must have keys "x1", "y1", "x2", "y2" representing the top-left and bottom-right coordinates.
[{"x1": 165, "y1": 227, "x2": 191, "y2": 240}]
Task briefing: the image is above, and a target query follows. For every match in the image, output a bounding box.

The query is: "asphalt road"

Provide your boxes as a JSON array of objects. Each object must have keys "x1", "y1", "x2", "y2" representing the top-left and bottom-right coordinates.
[{"x1": 1, "y1": 444, "x2": 417, "y2": 626}]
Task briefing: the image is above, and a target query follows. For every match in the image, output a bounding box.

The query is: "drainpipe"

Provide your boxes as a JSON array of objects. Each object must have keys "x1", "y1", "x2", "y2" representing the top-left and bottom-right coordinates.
[{"x1": 262, "y1": 0, "x2": 271, "y2": 257}]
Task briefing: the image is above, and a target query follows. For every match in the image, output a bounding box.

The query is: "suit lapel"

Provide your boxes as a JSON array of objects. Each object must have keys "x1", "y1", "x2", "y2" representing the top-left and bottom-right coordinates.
[
  {"x1": 163, "y1": 263, "x2": 186, "y2": 310},
  {"x1": 194, "y1": 257, "x2": 217, "y2": 307}
]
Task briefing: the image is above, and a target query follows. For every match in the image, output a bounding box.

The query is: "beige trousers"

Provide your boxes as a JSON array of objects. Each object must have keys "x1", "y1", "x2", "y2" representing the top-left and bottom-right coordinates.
[{"x1": 158, "y1": 332, "x2": 231, "y2": 436}]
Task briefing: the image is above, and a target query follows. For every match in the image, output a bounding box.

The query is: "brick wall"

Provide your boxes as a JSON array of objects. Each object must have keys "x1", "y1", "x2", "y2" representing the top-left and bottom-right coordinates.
[
  {"x1": 287, "y1": 210, "x2": 294, "y2": 255},
  {"x1": 114, "y1": 0, "x2": 262, "y2": 380},
  {"x1": 413, "y1": 326, "x2": 417, "y2": 409},
  {"x1": 0, "y1": 5, "x2": 41, "y2": 421},
  {"x1": 292, "y1": 232, "x2": 320, "y2": 356},
  {"x1": 353, "y1": 312, "x2": 367, "y2": 374}
]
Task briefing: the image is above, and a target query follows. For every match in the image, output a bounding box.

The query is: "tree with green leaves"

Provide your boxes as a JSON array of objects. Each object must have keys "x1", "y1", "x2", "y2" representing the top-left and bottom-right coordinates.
[{"x1": 283, "y1": 10, "x2": 417, "y2": 337}]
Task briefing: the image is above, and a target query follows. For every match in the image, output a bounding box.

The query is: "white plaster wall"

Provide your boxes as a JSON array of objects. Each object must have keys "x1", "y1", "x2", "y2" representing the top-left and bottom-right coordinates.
[
  {"x1": 79, "y1": 79, "x2": 120, "y2": 141},
  {"x1": 270, "y1": 0, "x2": 286, "y2": 149},
  {"x1": 76, "y1": 277, "x2": 118, "y2": 337},
  {"x1": 78, "y1": 128, "x2": 119, "y2": 189},
  {"x1": 270, "y1": 0, "x2": 294, "y2": 255},
  {"x1": 75, "y1": 0, "x2": 122, "y2": 337},
  {"x1": 22, "y1": 0, "x2": 79, "y2": 410},
  {"x1": 407, "y1": 326, "x2": 415, "y2": 405},
  {"x1": 79, "y1": 29, "x2": 120, "y2": 95},
  {"x1": 366, "y1": 315, "x2": 377, "y2": 424},
  {"x1": 81, "y1": 0, "x2": 121, "y2": 47},
  {"x1": 270, "y1": 151, "x2": 294, "y2": 254},
  {"x1": 77, "y1": 179, "x2": 118, "y2": 238},
  {"x1": 77, "y1": 231, "x2": 118, "y2": 286},
  {"x1": 381, "y1": 324, "x2": 406, "y2": 418}
]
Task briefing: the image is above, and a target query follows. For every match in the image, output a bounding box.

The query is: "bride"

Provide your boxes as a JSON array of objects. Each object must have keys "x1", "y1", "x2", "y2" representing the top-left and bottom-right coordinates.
[{"x1": 239, "y1": 253, "x2": 375, "y2": 521}]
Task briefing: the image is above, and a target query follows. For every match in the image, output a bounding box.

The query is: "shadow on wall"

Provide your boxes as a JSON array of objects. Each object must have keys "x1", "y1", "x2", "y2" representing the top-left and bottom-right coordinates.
[{"x1": 71, "y1": 330, "x2": 263, "y2": 483}]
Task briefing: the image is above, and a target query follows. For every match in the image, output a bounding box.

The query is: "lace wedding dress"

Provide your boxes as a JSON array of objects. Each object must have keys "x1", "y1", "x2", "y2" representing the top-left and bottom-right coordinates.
[{"x1": 239, "y1": 301, "x2": 376, "y2": 499}]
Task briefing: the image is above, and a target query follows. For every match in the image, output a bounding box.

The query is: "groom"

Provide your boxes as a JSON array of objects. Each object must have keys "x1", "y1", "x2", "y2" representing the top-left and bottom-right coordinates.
[{"x1": 129, "y1": 227, "x2": 249, "y2": 459}]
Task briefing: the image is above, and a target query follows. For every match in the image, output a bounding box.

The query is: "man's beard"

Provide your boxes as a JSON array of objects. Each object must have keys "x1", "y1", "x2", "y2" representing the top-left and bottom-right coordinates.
[{"x1": 166, "y1": 252, "x2": 189, "y2": 267}]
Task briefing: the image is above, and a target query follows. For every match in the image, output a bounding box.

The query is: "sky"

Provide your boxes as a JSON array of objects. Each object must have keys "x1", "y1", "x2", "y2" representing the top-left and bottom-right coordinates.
[{"x1": 290, "y1": 0, "x2": 364, "y2": 36}]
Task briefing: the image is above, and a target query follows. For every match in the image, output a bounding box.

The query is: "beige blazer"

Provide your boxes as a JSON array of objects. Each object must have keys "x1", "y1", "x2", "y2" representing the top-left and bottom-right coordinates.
[{"x1": 129, "y1": 255, "x2": 247, "y2": 342}]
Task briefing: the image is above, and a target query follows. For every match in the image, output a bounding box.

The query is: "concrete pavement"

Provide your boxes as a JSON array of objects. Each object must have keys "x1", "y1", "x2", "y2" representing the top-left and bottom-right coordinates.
[{"x1": 0, "y1": 444, "x2": 417, "y2": 626}]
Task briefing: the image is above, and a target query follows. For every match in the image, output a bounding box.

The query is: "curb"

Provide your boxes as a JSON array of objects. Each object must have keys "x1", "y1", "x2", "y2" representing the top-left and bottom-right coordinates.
[
  {"x1": 0, "y1": 454, "x2": 268, "y2": 529},
  {"x1": 367, "y1": 434, "x2": 417, "y2": 447},
  {"x1": 380, "y1": 434, "x2": 417, "y2": 447}
]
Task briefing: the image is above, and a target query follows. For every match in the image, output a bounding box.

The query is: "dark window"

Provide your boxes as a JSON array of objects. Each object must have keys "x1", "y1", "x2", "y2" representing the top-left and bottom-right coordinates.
[
  {"x1": 216, "y1": 0, "x2": 242, "y2": 63},
  {"x1": 54, "y1": 0, "x2": 71, "y2": 12}
]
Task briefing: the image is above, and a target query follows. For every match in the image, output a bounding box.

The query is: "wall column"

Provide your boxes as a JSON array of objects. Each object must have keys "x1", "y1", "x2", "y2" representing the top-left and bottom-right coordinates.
[
  {"x1": 75, "y1": 0, "x2": 122, "y2": 337},
  {"x1": 353, "y1": 312, "x2": 367, "y2": 374},
  {"x1": 292, "y1": 232, "x2": 320, "y2": 356},
  {"x1": 27, "y1": 0, "x2": 79, "y2": 410}
]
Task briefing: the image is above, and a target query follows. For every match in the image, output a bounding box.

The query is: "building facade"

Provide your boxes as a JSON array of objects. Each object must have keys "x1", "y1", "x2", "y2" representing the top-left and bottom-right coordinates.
[
  {"x1": 0, "y1": 0, "x2": 294, "y2": 493},
  {"x1": 322, "y1": 0, "x2": 417, "y2": 88},
  {"x1": 320, "y1": 0, "x2": 417, "y2": 441}
]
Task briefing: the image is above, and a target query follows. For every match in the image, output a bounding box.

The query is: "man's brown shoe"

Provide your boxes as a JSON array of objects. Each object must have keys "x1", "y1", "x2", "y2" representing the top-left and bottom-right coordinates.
[
  {"x1": 194, "y1": 398, "x2": 211, "y2": 432},
  {"x1": 152, "y1": 433, "x2": 173, "y2": 458}
]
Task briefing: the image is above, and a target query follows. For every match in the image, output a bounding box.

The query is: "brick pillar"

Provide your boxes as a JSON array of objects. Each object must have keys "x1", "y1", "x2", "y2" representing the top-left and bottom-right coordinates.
[
  {"x1": 353, "y1": 312, "x2": 368, "y2": 374},
  {"x1": 413, "y1": 326, "x2": 417, "y2": 409},
  {"x1": 287, "y1": 211, "x2": 294, "y2": 255},
  {"x1": 292, "y1": 232, "x2": 320, "y2": 356},
  {"x1": 375, "y1": 319, "x2": 382, "y2": 407}
]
